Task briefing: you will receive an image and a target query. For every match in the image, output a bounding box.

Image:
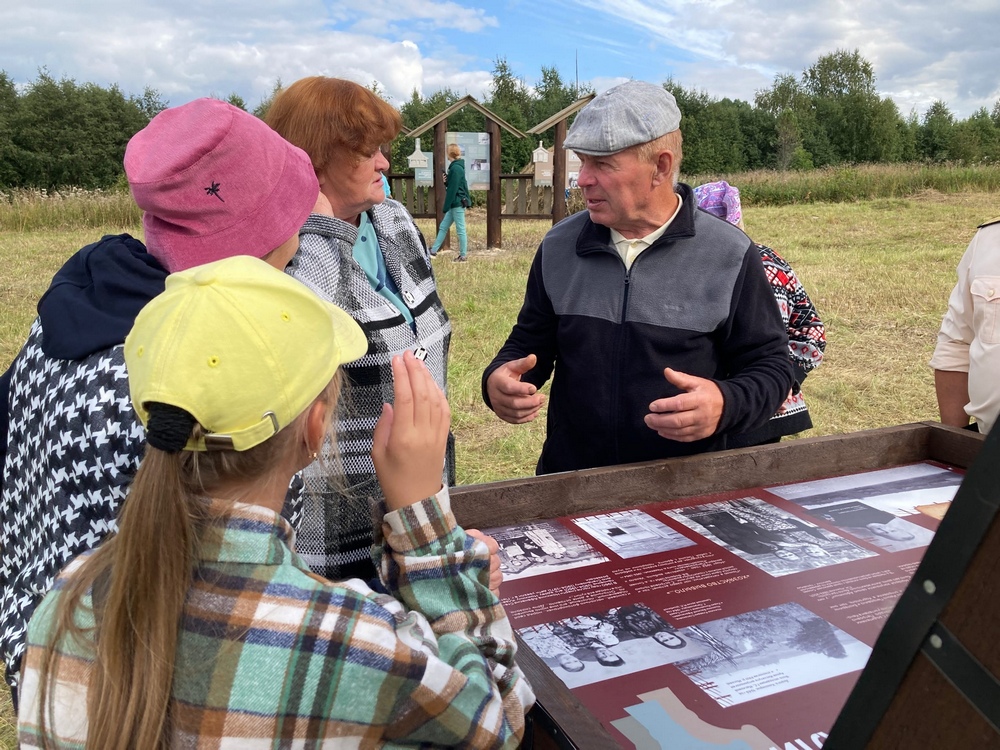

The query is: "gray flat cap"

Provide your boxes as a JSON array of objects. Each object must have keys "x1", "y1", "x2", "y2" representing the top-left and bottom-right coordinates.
[{"x1": 564, "y1": 80, "x2": 681, "y2": 156}]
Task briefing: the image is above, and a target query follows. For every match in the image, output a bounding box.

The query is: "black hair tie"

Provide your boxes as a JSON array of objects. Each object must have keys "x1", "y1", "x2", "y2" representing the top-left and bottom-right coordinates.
[{"x1": 145, "y1": 403, "x2": 198, "y2": 453}]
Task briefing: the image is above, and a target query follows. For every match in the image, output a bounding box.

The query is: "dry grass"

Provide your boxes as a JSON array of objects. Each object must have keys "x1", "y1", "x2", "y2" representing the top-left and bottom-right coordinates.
[
  {"x1": 416, "y1": 193, "x2": 994, "y2": 482},
  {"x1": 0, "y1": 188, "x2": 139, "y2": 232},
  {"x1": 2, "y1": 195, "x2": 994, "y2": 486},
  {"x1": 746, "y1": 192, "x2": 990, "y2": 438},
  {"x1": 0, "y1": 191, "x2": 995, "y2": 742},
  {"x1": 687, "y1": 163, "x2": 1000, "y2": 205},
  {"x1": 0, "y1": 686, "x2": 13, "y2": 749}
]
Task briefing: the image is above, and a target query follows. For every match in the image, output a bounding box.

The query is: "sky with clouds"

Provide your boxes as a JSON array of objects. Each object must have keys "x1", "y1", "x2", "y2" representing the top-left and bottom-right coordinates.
[{"x1": 3, "y1": 0, "x2": 998, "y2": 120}]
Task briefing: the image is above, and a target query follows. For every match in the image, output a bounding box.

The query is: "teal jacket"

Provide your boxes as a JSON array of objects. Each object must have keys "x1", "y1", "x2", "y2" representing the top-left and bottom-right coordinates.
[{"x1": 443, "y1": 158, "x2": 469, "y2": 211}]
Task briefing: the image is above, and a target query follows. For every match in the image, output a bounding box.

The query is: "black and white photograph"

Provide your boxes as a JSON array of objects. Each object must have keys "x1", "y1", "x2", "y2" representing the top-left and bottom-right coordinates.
[
  {"x1": 673, "y1": 602, "x2": 872, "y2": 708},
  {"x1": 766, "y1": 462, "x2": 962, "y2": 517},
  {"x1": 802, "y1": 500, "x2": 935, "y2": 552},
  {"x1": 482, "y1": 520, "x2": 609, "y2": 580},
  {"x1": 572, "y1": 509, "x2": 697, "y2": 559},
  {"x1": 665, "y1": 497, "x2": 877, "y2": 576},
  {"x1": 518, "y1": 603, "x2": 707, "y2": 689}
]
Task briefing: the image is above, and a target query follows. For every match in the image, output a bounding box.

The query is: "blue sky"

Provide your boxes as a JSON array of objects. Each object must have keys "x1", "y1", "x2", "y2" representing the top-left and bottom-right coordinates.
[{"x1": 3, "y1": 0, "x2": 998, "y2": 119}]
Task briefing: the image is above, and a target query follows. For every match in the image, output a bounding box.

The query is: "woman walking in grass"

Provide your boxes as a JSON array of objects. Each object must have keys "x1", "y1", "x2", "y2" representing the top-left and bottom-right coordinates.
[{"x1": 430, "y1": 143, "x2": 471, "y2": 261}]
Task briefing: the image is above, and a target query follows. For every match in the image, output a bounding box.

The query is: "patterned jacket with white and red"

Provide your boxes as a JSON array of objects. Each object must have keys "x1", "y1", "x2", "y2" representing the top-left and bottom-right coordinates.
[{"x1": 728, "y1": 244, "x2": 826, "y2": 447}]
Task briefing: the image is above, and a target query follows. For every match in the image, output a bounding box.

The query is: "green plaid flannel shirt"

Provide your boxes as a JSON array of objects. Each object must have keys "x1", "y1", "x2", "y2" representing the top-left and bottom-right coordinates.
[{"x1": 19, "y1": 491, "x2": 533, "y2": 747}]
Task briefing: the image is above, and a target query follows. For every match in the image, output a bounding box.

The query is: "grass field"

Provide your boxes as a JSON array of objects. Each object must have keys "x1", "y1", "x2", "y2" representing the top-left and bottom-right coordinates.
[{"x1": 0, "y1": 188, "x2": 996, "y2": 742}]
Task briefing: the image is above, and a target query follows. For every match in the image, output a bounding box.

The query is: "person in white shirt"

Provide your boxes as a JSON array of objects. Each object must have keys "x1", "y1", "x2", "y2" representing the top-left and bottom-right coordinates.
[{"x1": 931, "y1": 217, "x2": 1000, "y2": 434}]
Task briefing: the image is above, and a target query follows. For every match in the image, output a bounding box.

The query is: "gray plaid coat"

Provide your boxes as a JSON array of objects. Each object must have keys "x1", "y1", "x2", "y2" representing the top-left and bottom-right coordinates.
[{"x1": 289, "y1": 199, "x2": 452, "y2": 580}]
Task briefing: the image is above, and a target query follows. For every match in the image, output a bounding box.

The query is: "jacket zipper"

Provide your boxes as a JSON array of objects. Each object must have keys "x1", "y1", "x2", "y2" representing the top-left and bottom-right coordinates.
[{"x1": 611, "y1": 260, "x2": 632, "y2": 464}]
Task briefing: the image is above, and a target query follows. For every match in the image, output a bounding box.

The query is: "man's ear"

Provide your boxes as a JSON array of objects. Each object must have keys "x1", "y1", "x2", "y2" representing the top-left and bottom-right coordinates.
[{"x1": 651, "y1": 150, "x2": 675, "y2": 187}]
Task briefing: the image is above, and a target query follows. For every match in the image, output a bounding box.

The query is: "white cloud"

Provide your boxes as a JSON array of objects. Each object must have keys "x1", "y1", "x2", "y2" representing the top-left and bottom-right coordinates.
[
  {"x1": 1, "y1": 0, "x2": 997, "y2": 119},
  {"x1": 560, "y1": 0, "x2": 1000, "y2": 117}
]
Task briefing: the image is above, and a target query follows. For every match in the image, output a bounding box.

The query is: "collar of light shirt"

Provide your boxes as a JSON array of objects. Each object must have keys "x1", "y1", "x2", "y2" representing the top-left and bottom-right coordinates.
[{"x1": 610, "y1": 194, "x2": 683, "y2": 271}]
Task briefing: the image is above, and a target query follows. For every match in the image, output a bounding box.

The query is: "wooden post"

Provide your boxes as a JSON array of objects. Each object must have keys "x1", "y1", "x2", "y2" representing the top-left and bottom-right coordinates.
[
  {"x1": 434, "y1": 120, "x2": 449, "y2": 252},
  {"x1": 552, "y1": 120, "x2": 567, "y2": 225},
  {"x1": 487, "y1": 119, "x2": 502, "y2": 249}
]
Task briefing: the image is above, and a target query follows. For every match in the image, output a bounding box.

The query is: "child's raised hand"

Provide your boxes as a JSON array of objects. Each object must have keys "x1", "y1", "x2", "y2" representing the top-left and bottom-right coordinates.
[
  {"x1": 466, "y1": 529, "x2": 504, "y2": 595},
  {"x1": 372, "y1": 351, "x2": 451, "y2": 510}
]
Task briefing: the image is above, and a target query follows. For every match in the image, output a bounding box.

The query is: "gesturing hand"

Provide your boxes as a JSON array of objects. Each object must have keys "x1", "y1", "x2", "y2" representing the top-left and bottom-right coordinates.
[
  {"x1": 644, "y1": 367, "x2": 724, "y2": 442},
  {"x1": 486, "y1": 354, "x2": 545, "y2": 424},
  {"x1": 372, "y1": 351, "x2": 451, "y2": 510}
]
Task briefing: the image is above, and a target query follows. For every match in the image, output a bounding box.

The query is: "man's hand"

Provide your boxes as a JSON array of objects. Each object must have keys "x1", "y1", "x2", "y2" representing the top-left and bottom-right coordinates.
[
  {"x1": 466, "y1": 529, "x2": 503, "y2": 595},
  {"x1": 372, "y1": 351, "x2": 450, "y2": 510},
  {"x1": 486, "y1": 354, "x2": 545, "y2": 424},
  {"x1": 644, "y1": 367, "x2": 724, "y2": 442}
]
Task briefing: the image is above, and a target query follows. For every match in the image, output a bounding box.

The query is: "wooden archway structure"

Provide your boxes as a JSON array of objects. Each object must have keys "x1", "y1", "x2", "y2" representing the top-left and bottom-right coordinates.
[
  {"x1": 406, "y1": 96, "x2": 527, "y2": 250},
  {"x1": 526, "y1": 94, "x2": 594, "y2": 225}
]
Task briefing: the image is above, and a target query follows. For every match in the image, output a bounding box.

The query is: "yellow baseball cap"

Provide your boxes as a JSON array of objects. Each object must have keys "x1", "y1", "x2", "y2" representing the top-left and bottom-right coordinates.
[{"x1": 125, "y1": 255, "x2": 367, "y2": 452}]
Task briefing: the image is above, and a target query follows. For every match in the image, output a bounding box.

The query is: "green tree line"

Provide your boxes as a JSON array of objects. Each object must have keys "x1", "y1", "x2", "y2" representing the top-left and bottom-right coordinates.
[
  {"x1": 4, "y1": 49, "x2": 1000, "y2": 192},
  {"x1": 0, "y1": 70, "x2": 167, "y2": 191}
]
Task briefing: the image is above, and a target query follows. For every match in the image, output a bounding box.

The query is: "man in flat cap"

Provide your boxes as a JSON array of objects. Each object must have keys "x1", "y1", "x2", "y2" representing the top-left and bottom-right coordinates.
[{"x1": 481, "y1": 80, "x2": 795, "y2": 474}]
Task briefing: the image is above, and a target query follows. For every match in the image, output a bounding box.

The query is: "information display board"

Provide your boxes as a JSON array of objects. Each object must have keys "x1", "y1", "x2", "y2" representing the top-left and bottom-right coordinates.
[
  {"x1": 447, "y1": 132, "x2": 490, "y2": 189},
  {"x1": 413, "y1": 151, "x2": 435, "y2": 187},
  {"x1": 485, "y1": 461, "x2": 964, "y2": 749}
]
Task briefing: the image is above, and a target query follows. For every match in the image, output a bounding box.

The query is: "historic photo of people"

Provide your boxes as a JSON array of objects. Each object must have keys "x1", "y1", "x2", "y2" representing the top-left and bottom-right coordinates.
[
  {"x1": 765, "y1": 462, "x2": 954, "y2": 551},
  {"x1": 801, "y1": 501, "x2": 934, "y2": 552},
  {"x1": 665, "y1": 497, "x2": 876, "y2": 576},
  {"x1": 482, "y1": 519, "x2": 609, "y2": 580},
  {"x1": 518, "y1": 603, "x2": 706, "y2": 689}
]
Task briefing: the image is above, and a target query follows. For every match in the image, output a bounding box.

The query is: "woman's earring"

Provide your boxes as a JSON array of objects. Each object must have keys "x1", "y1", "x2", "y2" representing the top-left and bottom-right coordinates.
[{"x1": 310, "y1": 450, "x2": 318, "y2": 460}]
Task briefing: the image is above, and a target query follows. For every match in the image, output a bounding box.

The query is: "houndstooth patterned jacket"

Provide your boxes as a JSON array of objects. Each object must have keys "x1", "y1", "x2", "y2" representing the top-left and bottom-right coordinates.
[
  {"x1": 0, "y1": 320, "x2": 307, "y2": 699},
  {"x1": 289, "y1": 198, "x2": 452, "y2": 582},
  {"x1": 0, "y1": 322, "x2": 140, "y2": 695}
]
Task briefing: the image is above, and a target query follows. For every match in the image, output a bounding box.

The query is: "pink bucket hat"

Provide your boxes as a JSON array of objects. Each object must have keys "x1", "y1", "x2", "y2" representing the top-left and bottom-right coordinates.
[
  {"x1": 693, "y1": 181, "x2": 743, "y2": 227},
  {"x1": 125, "y1": 98, "x2": 318, "y2": 273}
]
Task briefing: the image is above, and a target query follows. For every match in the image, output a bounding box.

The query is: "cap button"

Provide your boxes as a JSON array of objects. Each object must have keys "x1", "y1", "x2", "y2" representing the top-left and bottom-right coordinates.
[{"x1": 193, "y1": 268, "x2": 217, "y2": 286}]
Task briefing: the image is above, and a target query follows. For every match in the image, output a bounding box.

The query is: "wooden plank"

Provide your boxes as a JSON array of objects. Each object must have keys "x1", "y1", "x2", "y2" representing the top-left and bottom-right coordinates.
[
  {"x1": 867, "y1": 654, "x2": 1000, "y2": 748},
  {"x1": 926, "y1": 421, "x2": 986, "y2": 467},
  {"x1": 553, "y1": 120, "x2": 567, "y2": 225},
  {"x1": 938, "y1": 490, "x2": 1000, "y2": 678},
  {"x1": 487, "y1": 120, "x2": 502, "y2": 248},
  {"x1": 516, "y1": 177, "x2": 528, "y2": 215},
  {"x1": 450, "y1": 423, "x2": 966, "y2": 530},
  {"x1": 434, "y1": 122, "x2": 449, "y2": 252}
]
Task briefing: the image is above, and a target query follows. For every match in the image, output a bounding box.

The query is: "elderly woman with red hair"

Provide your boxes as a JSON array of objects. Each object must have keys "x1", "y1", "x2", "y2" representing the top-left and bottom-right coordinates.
[{"x1": 266, "y1": 77, "x2": 454, "y2": 582}]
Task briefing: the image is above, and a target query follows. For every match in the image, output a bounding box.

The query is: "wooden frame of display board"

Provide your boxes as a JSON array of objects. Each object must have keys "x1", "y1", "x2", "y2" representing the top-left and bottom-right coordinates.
[
  {"x1": 448, "y1": 422, "x2": 985, "y2": 749},
  {"x1": 825, "y1": 422, "x2": 1000, "y2": 749}
]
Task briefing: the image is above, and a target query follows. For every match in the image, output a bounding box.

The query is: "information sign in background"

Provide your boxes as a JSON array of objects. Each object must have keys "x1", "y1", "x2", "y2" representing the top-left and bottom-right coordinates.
[
  {"x1": 413, "y1": 152, "x2": 435, "y2": 187},
  {"x1": 448, "y1": 132, "x2": 490, "y2": 190}
]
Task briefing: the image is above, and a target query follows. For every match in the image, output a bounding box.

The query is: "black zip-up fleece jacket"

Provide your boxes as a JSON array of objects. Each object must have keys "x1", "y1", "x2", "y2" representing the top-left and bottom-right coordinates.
[{"x1": 483, "y1": 183, "x2": 795, "y2": 474}]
